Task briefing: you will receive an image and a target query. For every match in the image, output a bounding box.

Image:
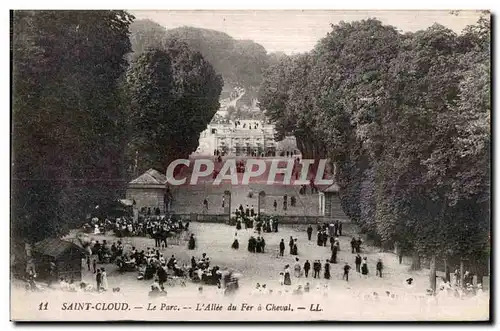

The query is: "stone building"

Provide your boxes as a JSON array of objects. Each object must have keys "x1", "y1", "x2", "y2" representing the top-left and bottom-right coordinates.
[
  {"x1": 196, "y1": 118, "x2": 300, "y2": 157},
  {"x1": 197, "y1": 119, "x2": 277, "y2": 156},
  {"x1": 318, "y1": 183, "x2": 349, "y2": 220},
  {"x1": 126, "y1": 168, "x2": 167, "y2": 213}
]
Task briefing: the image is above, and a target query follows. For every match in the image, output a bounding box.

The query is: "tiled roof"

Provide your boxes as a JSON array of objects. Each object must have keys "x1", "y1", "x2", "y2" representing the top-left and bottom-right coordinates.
[
  {"x1": 322, "y1": 183, "x2": 340, "y2": 193},
  {"x1": 129, "y1": 168, "x2": 167, "y2": 185}
]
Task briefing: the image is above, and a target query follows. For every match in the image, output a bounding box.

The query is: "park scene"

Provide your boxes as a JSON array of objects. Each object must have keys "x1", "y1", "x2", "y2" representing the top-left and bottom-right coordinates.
[{"x1": 11, "y1": 10, "x2": 490, "y2": 321}]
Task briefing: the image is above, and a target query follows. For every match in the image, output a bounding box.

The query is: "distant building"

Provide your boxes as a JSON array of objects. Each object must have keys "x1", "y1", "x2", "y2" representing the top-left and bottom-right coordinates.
[
  {"x1": 197, "y1": 119, "x2": 276, "y2": 156},
  {"x1": 319, "y1": 183, "x2": 349, "y2": 220},
  {"x1": 196, "y1": 118, "x2": 300, "y2": 157}
]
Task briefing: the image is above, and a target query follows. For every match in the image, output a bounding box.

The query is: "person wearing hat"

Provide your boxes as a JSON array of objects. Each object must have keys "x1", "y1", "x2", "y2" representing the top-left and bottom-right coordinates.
[
  {"x1": 304, "y1": 260, "x2": 311, "y2": 278},
  {"x1": 279, "y1": 239, "x2": 285, "y2": 256},
  {"x1": 231, "y1": 232, "x2": 239, "y2": 249},
  {"x1": 355, "y1": 253, "x2": 362, "y2": 273},
  {"x1": 376, "y1": 259, "x2": 383, "y2": 278},
  {"x1": 313, "y1": 260, "x2": 321, "y2": 279},
  {"x1": 361, "y1": 257, "x2": 369, "y2": 277},
  {"x1": 307, "y1": 225, "x2": 313, "y2": 241},
  {"x1": 284, "y1": 265, "x2": 292, "y2": 285},
  {"x1": 324, "y1": 260, "x2": 331, "y2": 280},
  {"x1": 294, "y1": 258, "x2": 301, "y2": 278},
  {"x1": 343, "y1": 262, "x2": 351, "y2": 281}
]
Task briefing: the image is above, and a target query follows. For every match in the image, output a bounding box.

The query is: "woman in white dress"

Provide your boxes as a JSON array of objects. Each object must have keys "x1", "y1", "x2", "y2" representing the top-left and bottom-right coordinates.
[
  {"x1": 294, "y1": 258, "x2": 301, "y2": 278},
  {"x1": 101, "y1": 268, "x2": 108, "y2": 291}
]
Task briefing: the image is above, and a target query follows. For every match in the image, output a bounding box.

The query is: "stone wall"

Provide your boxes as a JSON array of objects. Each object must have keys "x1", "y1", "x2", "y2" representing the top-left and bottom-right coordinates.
[
  {"x1": 126, "y1": 187, "x2": 165, "y2": 213},
  {"x1": 173, "y1": 213, "x2": 347, "y2": 225}
]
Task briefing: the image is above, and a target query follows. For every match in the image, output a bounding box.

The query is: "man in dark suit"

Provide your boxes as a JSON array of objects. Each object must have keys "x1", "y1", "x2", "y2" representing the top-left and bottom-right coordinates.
[
  {"x1": 304, "y1": 260, "x2": 311, "y2": 277},
  {"x1": 279, "y1": 239, "x2": 285, "y2": 256},
  {"x1": 313, "y1": 260, "x2": 321, "y2": 279},
  {"x1": 307, "y1": 225, "x2": 313, "y2": 241},
  {"x1": 355, "y1": 254, "x2": 362, "y2": 273},
  {"x1": 343, "y1": 263, "x2": 351, "y2": 281}
]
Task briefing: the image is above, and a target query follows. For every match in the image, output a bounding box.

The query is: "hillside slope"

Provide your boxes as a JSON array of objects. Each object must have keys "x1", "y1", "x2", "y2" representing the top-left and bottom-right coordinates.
[{"x1": 129, "y1": 20, "x2": 271, "y2": 97}]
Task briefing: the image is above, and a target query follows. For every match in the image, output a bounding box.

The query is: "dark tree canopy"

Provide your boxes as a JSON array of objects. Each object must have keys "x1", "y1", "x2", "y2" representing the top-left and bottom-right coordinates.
[
  {"x1": 126, "y1": 41, "x2": 223, "y2": 173},
  {"x1": 12, "y1": 10, "x2": 134, "y2": 243},
  {"x1": 12, "y1": 12, "x2": 225, "y2": 245},
  {"x1": 258, "y1": 15, "x2": 491, "y2": 272}
]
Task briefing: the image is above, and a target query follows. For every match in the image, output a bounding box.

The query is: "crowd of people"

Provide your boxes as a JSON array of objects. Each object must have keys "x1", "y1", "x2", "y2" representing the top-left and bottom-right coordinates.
[
  {"x1": 23, "y1": 198, "x2": 487, "y2": 309},
  {"x1": 83, "y1": 214, "x2": 190, "y2": 245},
  {"x1": 146, "y1": 252, "x2": 240, "y2": 297},
  {"x1": 247, "y1": 236, "x2": 266, "y2": 253},
  {"x1": 87, "y1": 233, "x2": 240, "y2": 297},
  {"x1": 268, "y1": 220, "x2": 390, "y2": 288},
  {"x1": 232, "y1": 205, "x2": 280, "y2": 233}
]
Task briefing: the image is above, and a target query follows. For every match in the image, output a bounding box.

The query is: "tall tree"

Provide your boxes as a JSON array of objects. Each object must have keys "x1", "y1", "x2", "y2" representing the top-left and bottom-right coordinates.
[
  {"x1": 12, "y1": 10, "x2": 134, "y2": 243},
  {"x1": 258, "y1": 16, "x2": 491, "y2": 282},
  {"x1": 126, "y1": 40, "x2": 223, "y2": 173}
]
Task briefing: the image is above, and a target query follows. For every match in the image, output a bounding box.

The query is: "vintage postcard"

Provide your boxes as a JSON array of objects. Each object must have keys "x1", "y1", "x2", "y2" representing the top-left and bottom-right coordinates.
[{"x1": 10, "y1": 9, "x2": 490, "y2": 322}]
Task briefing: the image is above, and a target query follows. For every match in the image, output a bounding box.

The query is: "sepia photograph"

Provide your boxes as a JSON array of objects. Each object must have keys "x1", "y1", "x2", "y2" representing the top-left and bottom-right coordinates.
[{"x1": 10, "y1": 9, "x2": 491, "y2": 322}]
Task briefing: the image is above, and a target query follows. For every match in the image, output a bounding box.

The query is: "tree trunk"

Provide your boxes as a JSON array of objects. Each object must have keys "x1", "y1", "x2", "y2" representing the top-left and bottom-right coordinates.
[
  {"x1": 411, "y1": 251, "x2": 421, "y2": 270},
  {"x1": 460, "y1": 259, "x2": 464, "y2": 288},
  {"x1": 444, "y1": 258, "x2": 450, "y2": 283},
  {"x1": 429, "y1": 255, "x2": 436, "y2": 294}
]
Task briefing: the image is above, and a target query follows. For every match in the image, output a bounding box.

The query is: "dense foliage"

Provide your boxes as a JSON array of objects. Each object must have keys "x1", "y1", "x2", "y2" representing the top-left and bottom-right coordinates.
[
  {"x1": 259, "y1": 15, "x2": 490, "y2": 273},
  {"x1": 12, "y1": 10, "x2": 134, "y2": 243},
  {"x1": 126, "y1": 41, "x2": 223, "y2": 173},
  {"x1": 12, "y1": 12, "x2": 223, "y2": 243}
]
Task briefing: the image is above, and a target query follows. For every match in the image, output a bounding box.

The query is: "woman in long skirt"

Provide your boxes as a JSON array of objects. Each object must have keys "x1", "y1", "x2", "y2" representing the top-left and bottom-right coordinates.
[
  {"x1": 361, "y1": 257, "x2": 369, "y2": 277},
  {"x1": 188, "y1": 234, "x2": 196, "y2": 250},
  {"x1": 284, "y1": 265, "x2": 292, "y2": 286},
  {"x1": 231, "y1": 232, "x2": 239, "y2": 249},
  {"x1": 324, "y1": 261, "x2": 331, "y2": 280},
  {"x1": 316, "y1": 232, "x2": 322, "y2": 246},
  {"x1": 100, "y1": 268, "x2": 108, "y2": 291}
]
